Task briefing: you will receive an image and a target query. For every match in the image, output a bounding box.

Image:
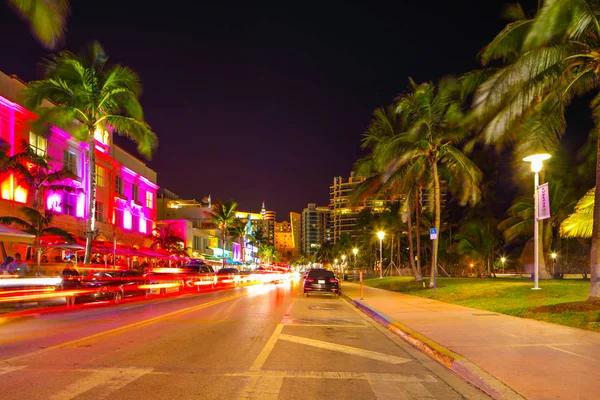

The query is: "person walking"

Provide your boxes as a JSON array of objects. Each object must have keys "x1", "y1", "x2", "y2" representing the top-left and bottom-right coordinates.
[
  {"x1": 10, "y1": 253, "x2": 29, "y2": 278},
  {"x1": 62, "y1": 262, "x2": 79, "y2": 307}
]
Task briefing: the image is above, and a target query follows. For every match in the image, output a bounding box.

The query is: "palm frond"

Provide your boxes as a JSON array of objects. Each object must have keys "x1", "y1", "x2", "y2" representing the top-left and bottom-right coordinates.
[{"x1": 8, "y1": 0, "x2": 70, "y2": 49}]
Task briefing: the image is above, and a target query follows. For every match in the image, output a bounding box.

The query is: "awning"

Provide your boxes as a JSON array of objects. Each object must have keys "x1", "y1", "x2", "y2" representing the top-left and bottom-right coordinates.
[{"x1": 0, "y1": 224, "x2": 35, "y2": 244}]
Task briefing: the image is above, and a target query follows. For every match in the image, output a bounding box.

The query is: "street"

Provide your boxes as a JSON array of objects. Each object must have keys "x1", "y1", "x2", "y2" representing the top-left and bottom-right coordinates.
[{"x1": 0, "y1": 279, "x2": 488, "y2": 399}]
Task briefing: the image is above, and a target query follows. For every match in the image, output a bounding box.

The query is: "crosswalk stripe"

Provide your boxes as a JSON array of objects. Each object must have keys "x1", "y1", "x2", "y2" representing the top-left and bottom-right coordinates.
[
  {"x1": 278, "y1": 333, "x2": 411, "y2": 365},
  {"x1": 0, "y1": 365, "x2": 26, "y2": 376},
  {"x1": 240, "y1": 376, "x2": 284, "y2": 400},
  {"x1": 50, "y1": 367, "x2": 153, "y2": 400},
  {"x1": 226, "y1": 370, "x2": 437, "y2": 382},
  {"x1": 367, "y1": 377, "x2": 436, "y2": 399}
]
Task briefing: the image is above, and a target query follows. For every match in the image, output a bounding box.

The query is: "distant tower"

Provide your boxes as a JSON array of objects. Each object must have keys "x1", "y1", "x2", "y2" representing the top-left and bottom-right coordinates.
[{"x1": 259, "y1": 201, "x2": 276, "y2": 246}]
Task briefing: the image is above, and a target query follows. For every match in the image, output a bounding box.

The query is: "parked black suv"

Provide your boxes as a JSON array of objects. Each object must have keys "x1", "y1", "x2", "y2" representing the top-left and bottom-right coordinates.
[{"x1": 303, "y1": 269, "x2": 339, "y2": 297}]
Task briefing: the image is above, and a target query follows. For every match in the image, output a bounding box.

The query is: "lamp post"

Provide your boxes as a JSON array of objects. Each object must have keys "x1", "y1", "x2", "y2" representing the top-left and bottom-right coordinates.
[
  {"x1": 353, "y1": 247, "x2": 358, "y2": 267},
  {"x1": 501, "y1": 257, "x2": 506, "y2": 273},
  {"x1": 334, "y1": 258, "x2": 338, "y2": 272},
  {"x1": 377, "y1": 231, "x2": 385, "y2": 278},
  {"x1": 523, "y1": 153, "x2": 551, "y2": 290},
  {"x1": 551, "y1": 252, "x2": 557, "y2": 275},
  {"x1": 341, "y1": 254, "x2": 346, "y2": 278}
]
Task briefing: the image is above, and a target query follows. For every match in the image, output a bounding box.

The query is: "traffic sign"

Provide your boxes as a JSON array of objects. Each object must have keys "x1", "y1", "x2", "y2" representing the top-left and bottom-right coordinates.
[{"x1": 430, "y1": 228, "x2": 437, "y2": 240}]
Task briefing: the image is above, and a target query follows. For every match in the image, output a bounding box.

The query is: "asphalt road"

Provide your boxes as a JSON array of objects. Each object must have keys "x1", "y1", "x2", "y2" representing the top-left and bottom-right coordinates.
[{"x1": 0, "y1": 278, "x2": 489, "y2": 399}]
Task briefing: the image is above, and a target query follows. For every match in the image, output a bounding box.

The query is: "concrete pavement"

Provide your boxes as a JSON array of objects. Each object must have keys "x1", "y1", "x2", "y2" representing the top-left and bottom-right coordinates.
[{"x1": 340, "y1": 282, "x2": 600, "y2": 400}]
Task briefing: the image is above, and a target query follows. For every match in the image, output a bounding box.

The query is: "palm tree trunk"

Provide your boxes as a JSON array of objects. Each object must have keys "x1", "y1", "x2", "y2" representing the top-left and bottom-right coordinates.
[
  {"x1": 430, "y1": 163, "x2": 441, "y2": 288},
  {"x1": 588, "y1": 136, "x2": 600, "y2": 300},
  {"x1": 84, "y1": 128, "x2": 97, "y2": 265},
  {"x1": 415, "y1": 187, "x2": 422, "y2": 277},
  {"x1": 222, "y1": 228, "x2": 226, "y2": 270},
  {"x1": 406, "y1": 196, "x2": 422, "y2": 281}
]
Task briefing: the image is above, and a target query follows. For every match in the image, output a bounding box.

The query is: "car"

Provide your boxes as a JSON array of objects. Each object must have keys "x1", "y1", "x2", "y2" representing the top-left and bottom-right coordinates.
[
  {"x1": 216, "y1": 267, "x2": 241, "y2": 286},
  {"x1": 146, "y1": 270, "x2": 185, "y2": 295},
  {"x1": 180, "y1": 261, "x2": 217, "y2": 291},
  {"x1": 303, "y1": 269, "x2": 339, "y2": 298},
  {"x1": 78, "y1": 270, "x2": 149, "y2": 304}
]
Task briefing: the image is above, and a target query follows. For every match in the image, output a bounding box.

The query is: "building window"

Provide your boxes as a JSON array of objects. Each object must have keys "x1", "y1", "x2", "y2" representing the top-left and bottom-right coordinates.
[
  {"x1": 146, "y1": 191, "x2": 153, "y2": 208},
  {"x1": 29, "y1": 132, "x2": 47, "y2": 157},
  {"x1": 63, "y1": 150, "x2": 77, "y2": 176},
  {"x1": 193, "y1": 236, "x2": 201, "y2": 251},
  {"x1": 114, "y1": 209, "x2": 123, "y2": 227},
  {"x1": 94, "y1": 128, "x2": 109, "y2": 145},
  {"x1": 115, "y1": 176, "x2": 124, "y2": 196},
  {"x1": 95, "y1": 165, "x2": 104, "y2": 187},
  {"x1": 132, "y1": 184, "x2": 139, "y2": 203},
  {"x1": 146, "y1": 220, "x2": 153, "y2": 234},
  {"x1": 63, "y1": 193, "x2": 76, "y2": 217},
  {"x1": 132, "y1": 215, "x2": 140, "y2": 232},
  {"x1": 95, "y1": 202, "x2": 104, "y2": 223}
]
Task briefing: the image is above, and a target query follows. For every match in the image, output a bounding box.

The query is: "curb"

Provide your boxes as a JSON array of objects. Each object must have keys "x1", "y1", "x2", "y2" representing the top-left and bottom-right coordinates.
[{"x1": 340, "y1": 292, "x2": 524, "y2": 400}]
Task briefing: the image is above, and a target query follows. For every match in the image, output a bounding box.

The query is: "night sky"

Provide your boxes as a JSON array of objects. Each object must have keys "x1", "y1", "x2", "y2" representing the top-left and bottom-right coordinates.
[{"x1": 0, "y1": 1, "x2": 543, "y2": 219}]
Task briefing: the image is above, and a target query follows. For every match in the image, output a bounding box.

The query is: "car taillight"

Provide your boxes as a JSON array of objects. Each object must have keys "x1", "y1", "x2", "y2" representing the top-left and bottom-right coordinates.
[
  {"x1": 305, "y1": 278, "x2": 315, "y2": 283},
  {"x1": 328, "y1": 278, "x2": 338, "y2": 283}
]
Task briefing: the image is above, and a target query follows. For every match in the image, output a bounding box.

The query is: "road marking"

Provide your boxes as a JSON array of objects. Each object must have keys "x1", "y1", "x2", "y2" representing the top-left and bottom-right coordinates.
[
  {"x1": 0, "y1": 365, "x2": 26, "y2": 375},
  {"x1": 240, "y1": 376, "x2": 284, "y2": 400},
  {"x1": 367, "y1": 377, "x2": 436, "y2": 400},
  {"x1": 547, "y1": 345, "x2": 600, "y2": 363},
  {"x1": 249, "y1": 323, "x2": 283, "y2": 371},
  {"x1": 1, "y1": 293, "x2": 246, "y2": 363},
  {"x1": 50, "y1": 367, "x2": 153, "y2": 400},
  {"x1": 226, "y1": 370, "x2": 437, "y2": 382},
  {"x1": 278, "y1": 333, "x2": 411, "y2": 365}
]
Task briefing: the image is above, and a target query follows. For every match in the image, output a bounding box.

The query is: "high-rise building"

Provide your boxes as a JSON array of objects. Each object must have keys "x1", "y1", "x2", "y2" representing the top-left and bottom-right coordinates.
[
  {"x1": 290, "y1": 212, "x2": 301, "y2": 256},
  {"x1": 300, "y1": 203, "x2": 329, "y2": 256},
  {"x1": 260, "y1": 201, "x2": 276, "y2": 246},
  {"x1": 274, "y1": 221, "x2": 294, "y2": 259},
  {"x1": 329, "y1": 172, "x2": 403, "y2": 243}
]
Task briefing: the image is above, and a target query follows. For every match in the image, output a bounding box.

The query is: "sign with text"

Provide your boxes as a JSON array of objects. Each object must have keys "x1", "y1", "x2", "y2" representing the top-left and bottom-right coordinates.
[
  {"x1": 538, "y1": 183, "x2": 551, "y2": 220},
  {"x1": 430, "y1": 228, "x2": 438, "y2": 240}
]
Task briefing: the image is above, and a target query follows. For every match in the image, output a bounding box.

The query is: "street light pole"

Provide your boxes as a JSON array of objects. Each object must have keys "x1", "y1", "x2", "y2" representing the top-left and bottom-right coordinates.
[
  {"x1": 377, "y1": 231, "x2": 385, "y2": 279},
  {"x1": 523, "y1": 153, "x2": 550, "y2": 290}
]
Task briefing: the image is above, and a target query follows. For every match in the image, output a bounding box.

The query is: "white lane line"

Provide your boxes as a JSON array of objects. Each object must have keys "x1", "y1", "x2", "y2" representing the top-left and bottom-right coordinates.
[
  {"x1": 240, "y1": 376, "x2": 284, "y2": 400},
  {"x1": 401, "y1": 382, "x2": 437, "y2": 399},
  {"x1": 0, "y1": 365, "x2": 26, "y2": 376},
  {"x1": 278, "y1": 334, "x2": 411, "y2": 365},
  {"x1": 50, "y1": 367, "x2": 152, "y2": 400},
  {"x1": 547, "y1": 345, "x2": 600, "y2": 363},
  {"x1": 367, "y1": 377, "x2": 410, "y2": 400},
  {"x1": 249, "y1": 323, "x2": 284, "y2": 371},
  {"x1": 226, "y1": 370, "x2": 437, "y2": 382}
]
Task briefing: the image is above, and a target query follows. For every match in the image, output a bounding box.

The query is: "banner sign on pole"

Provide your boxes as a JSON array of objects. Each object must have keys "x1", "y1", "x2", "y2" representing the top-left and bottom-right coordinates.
[
  {"x1": 538, "y1": 183, "x2": 551, "y2": 220},
  {"x1": 429, "y1": 228, "x2": 437, "y2": 240}
]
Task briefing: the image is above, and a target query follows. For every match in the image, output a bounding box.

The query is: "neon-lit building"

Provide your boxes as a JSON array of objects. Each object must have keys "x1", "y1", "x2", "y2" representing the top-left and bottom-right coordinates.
[{"x1": 0, "y1": 72, "x2": 158, "y2": 249}]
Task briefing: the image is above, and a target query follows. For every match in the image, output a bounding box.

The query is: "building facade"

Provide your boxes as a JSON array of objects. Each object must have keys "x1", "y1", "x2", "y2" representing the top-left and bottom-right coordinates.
[
  {"x1": 329, "y1": 172, "x2": 403, "y2": 243},
  {"x1": 274, "y1": 221, "x2": 294, "y2": 258},
  {"x1": 289, "y1": 212, "x2": 301, "y2": 257},
  {"x1": 0, "y1": 72, "x2": 158, "y2": 254},
  {"x1": 260, "y1": 201, "x2": 276, "y2": 246},
  {"x1": 300, "y1": 203, "x2": 329, "y2": 256}
]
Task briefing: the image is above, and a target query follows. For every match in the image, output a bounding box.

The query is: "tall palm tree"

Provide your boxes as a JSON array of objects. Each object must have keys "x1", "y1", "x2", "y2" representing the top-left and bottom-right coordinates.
[
  {"x1": 472, "y1": 0, "x2": 600, "y2": 299},
  {"x1": 561, "y1": 187, "x2": 595, "y2": 239},
  {"x1": 209, "y1": 200, "x2": 238, "y2": 269},
  {"x1": 8, "y1": 0, "x2": 70, "y2": 49},
  {"x1": 393, "y1": 78, "x2": 482, "y2": 286},
  {"x1": 315, "y1": 241, "x2": 334, "y2": 267},
  {"x1": 0, "y1": 206, "x2": 73, "y2": 274},
  {"x1": 258, "y1": 244, "x2": 278, "y2": 266},
  {"x1": 22, "y1": 42, "x2": 158, "y2": 266}
]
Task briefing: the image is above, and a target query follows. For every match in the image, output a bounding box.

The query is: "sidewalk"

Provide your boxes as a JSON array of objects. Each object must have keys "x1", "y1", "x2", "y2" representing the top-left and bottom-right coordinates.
[{"x1": 340, "y1": 282, "x2": 600, "y2": 400}]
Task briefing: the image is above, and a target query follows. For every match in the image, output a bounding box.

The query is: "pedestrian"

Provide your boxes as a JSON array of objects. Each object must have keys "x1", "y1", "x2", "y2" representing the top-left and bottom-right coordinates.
[
  {"x1": 62, "y1": 262, "x2": 79, "y2": 307},
  {"x1": 10, "y1": 253, "x2": 29, "y2": 278},
  {"x1": 0, "y1": 256, "x2": 14, "y2": 275}
]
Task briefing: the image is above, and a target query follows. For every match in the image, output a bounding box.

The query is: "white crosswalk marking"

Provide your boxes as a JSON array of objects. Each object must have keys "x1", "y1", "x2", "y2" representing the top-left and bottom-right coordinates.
[
  {"x1": 240, "y1": 376, "x2": 284, "y2": 400},
  {"x1": 50, "y1": 367, "x2": 153, "y2": 400},
  {"x1": 0, "y1": 365, "x2": 26, "y2": 376},
  {"x1": 367, "y1": 376, "x2": 436, "y2": 400}
]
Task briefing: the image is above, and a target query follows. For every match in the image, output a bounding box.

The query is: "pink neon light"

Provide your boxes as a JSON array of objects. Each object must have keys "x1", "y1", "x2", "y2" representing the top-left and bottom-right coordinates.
[
  {"x1": 139, "y1": 176, "x2": 159, "y2": 190},
  {"x1": 47, "y1": 193, "x2": 62, "y2": 213},
  {"x1": 121, "y1": 166, "x2": 137, "y2": 177},
  {"x1": 139, "y1": 217, "x2": 146, "y2": 233},
  {"x1": 94, "y1": 145, "x2": 106, "y2": 153},
  {"x1": 123, "y1": 210, "x2": 132, "y2": 230},
  {"x1": 76, "y1": 193, "x2": 85, "y2": 218}
]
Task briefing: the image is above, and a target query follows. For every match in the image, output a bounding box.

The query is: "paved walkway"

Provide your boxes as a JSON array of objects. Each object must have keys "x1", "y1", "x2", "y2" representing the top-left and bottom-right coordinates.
[{"x1": 340, "y1": 282, "x2": 600, "y2": 400}]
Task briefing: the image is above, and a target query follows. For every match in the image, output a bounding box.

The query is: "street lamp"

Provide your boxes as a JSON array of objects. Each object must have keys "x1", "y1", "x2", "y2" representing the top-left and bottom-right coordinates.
[
  {"x1": 341, "y1": 254, "x2": 346, "y2": 278},
  {"x1": 353, "y1": 247, "x2": 358, "y2": 267},
  {"x1": 377, "y1": 231, "x2": 385, "y2": 278},
  {"x1": 523, "y1": 153, "x2": 551, "y2": 290},
  {"x1": 501, "y1": 257, "x2": 506, "y2": 273},
  {"x1": 551, "y1": 252, "x2": 557, "y2": 275}
]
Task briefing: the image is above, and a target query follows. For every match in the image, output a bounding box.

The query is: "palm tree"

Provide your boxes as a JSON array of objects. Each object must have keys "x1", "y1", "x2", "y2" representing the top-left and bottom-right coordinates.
[
  {"x1": 258, "y1": 244, "x2": 278, "y2": 266},
  {"x1": 455, "y1": 219, "x2": 500, "y2": 278},
  {"x1": 0, "y1": 206, "x2": 73, "y2": 274},
  {"x1": 472, "y1": 0, "x2": 600, "y2": 299},
  {"x1": 150, "y1": 224, "x2": 187, "y2": 256},
  {"x1": 4, "y1": 140, "x2": 76, "y2": 209},
  {"x1": 315, "y1": 241, "x2": 334, "y2": 267},
  {"x1": 228, "y1": 218, "x2": 247, "y2": 263},
  {"x1": 22, "y1": 42, "x2": 158, "y2": 266},
  {"x1": 393, "y1": 78, "x2": 483, "y2": 286},
  {"x1": 561, "y1": 187, "x2": 595, "y2": 239},
  {"x1": 209, "y1": 200, "x2": 238, "y2": 269},
  {"x1": 8, "y1": 0, "x2": 70, "y2": 49}
]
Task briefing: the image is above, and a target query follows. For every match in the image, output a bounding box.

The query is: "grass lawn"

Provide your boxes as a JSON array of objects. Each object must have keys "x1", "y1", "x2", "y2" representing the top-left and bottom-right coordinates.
[{"x1": 363, "y1": 276, "x2": 600, "y2": 332}]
